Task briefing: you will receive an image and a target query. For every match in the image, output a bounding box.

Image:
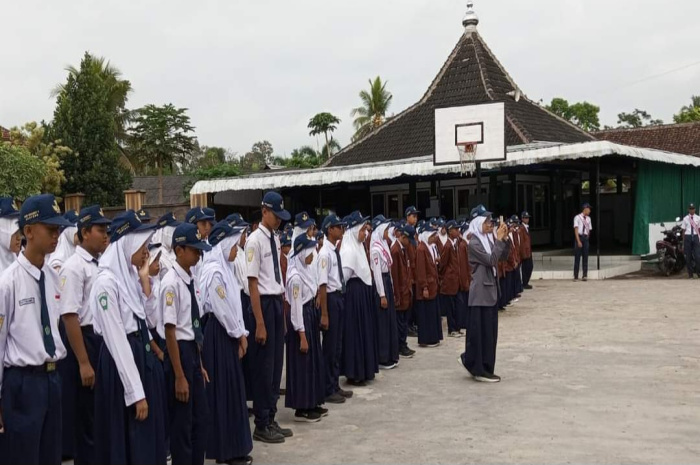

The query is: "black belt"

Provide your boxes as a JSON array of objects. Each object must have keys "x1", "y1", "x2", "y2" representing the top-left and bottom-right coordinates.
[{"x1": 9, "y1": 362, "x2": 57, "y2": 373}]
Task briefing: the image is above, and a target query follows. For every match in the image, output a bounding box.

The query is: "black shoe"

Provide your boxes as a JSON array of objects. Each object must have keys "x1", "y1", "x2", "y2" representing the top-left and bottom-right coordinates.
[
  {"x1": 226, "y1": 456, "x2": 253, "y2": 465},
  {"x1": 325, "y1": 392, "x2": 346, "y2": 404},
  {"x1": 399, "y1": 347, "x2": 415, "y2": 358},
  {"x1": 253, "y1": 426, "x2": 285, "y2": 444},
  {"x1": 524, "y1": 284, "x2": 533, "y2": 290},
  {"x1": 337, "y1": 387, "x2": 353, "y2": 398},
  {"x1": 314, "y1": 406, "x2": 329, "y2": 417},
  {"x1": 294, "y1": 409, "x2": 322, "y2": 423},
  {"x1": 582, "y1": 277, "x2": 588, "y2": 282},
  {"x1": 486, "y1": 373, "x2": 501, "y2": 382},
  {"x1": 347, "y1": 379, "x2": 366, "y2": 387},
  {"x1": 270, "y1": 421, "x2": 293, "y2": 438},
  {"x1": 407, "y1": 327, "x2": 418, "y2": 337}
]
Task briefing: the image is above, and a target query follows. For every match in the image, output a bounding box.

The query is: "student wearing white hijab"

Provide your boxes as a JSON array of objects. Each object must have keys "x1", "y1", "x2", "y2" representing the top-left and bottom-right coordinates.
[
  {"x1": 370, "y1": 216, "x2": 399, "y2": 370},
  {"x1": 339, "y1": 211, "x2": 378, "y2": 385},
  {"x1": 414, "y1": 223, "x2": 442, "y2": 347},
  {"x1": 0, "y1": 197, "x2": 21, "y2": 271},
  {"x1": 153, "y1": 212, "x2": 182, "y2": 279},
  {"x1": 231, "y1": 224, "x2": 256, "y2": 404},
  {"x1": 199, "y1": 222, "x2": 253, "y2": 465},
  {"x1": 459, "y1": 206, "x2": 510, "y2": 384},
  {"x1": 48, "y1": 210, "x2": 79, "y2": 271},
  {"x1": 89, "y1": 210, "x2": 166, "y2": 465},
  {"x1": 285, "y1": 235, "x2": 327, "y2": 423}
]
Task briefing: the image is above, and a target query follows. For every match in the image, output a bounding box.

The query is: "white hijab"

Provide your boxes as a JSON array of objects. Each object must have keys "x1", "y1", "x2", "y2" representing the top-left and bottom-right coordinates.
[
  {"x1": 92, "y1": 230, "x2": 154, "y2": 320},
  {"x1": 291, "y1": 226, "x2": 308, "y2": 246},
  {"x1": 200, "y1": 231, "x2": 242, "y2": 312},
  {"x1": 0, "y1": 217, "x2": 19, "y2": 269},
  {"x1": 285, "y1": 245, "x2": 317, "y2": 303},
  {"x1": 419, "y1": 230, "x2": 438, "y2": 261},
  {"x1": 438, "y1": 228, "x2": 448, "y2": 246},
  {"x1": 48, "y1": 226, "x2": 77, "y2": 269},
  {"x1": 387, "y1": 226, "x2": 397, "y2": 246},
  {"x1": 371, "y1": 223, "x2": 392, "y2": 267},
  {"x1": 340, "y1": 223, "x2": 372, "y2": 286},
  {"x1": 468, "y1": 217, "x2": 492, "y2": 255}
]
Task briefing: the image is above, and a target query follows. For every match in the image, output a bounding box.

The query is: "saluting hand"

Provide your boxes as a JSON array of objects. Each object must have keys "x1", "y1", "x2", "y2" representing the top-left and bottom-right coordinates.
[
  {"x1": 79, "y1": 361, "x2": 96, "y2": 388},
  {"x1": 135, "y1": 399, "x2": 149, "y2": 421}
]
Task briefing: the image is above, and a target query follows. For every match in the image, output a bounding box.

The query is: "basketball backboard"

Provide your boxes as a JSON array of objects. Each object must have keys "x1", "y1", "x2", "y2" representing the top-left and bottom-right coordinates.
[{"x1": 434, "y1": 102, "x2": 506, "y2": 166}]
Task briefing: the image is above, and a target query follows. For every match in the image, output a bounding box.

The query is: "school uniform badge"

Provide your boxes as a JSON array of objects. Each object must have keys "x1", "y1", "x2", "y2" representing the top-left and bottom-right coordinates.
[
  {"x1": 0, "y1": 315, "x2": 4, "y2": 330},
  {"x1": 216, "y1": 285, "x2": 226, "y2": 299},
  {"x1": 293, "y1": 283, "x2": 300, "y2": 300},
  {"x1": 98, "y1": 292, "x2": 108, "y2": 311},
  {"x1": 247, "y1": 247, "x2": 255, "y2": 263},
  {"x1": 321, "y1": 258, "x2": 327, "y2": 269},
  {"x1": 165, "y1": 291, "x2": 175, "y2": 306},
  {"x1": 60, "y1": 276, "x2": 67, "y2": 289}
]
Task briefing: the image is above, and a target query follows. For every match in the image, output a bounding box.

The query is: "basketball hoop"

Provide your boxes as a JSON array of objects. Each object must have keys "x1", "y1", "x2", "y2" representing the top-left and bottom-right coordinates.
[{"x1": 456, "y1": 142, "x2": 478, "y2": 176}]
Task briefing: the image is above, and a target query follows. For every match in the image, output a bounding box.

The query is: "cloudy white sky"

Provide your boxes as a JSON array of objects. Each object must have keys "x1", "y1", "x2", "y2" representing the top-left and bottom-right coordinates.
[{"x1": 2, "y1": 0, "x2": 698, "y2": 157}]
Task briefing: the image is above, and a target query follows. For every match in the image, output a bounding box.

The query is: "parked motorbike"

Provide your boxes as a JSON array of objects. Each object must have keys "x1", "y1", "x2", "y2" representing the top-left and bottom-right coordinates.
[{"x1": 656, "y1": 217, "x2": 685, "y2": 276}]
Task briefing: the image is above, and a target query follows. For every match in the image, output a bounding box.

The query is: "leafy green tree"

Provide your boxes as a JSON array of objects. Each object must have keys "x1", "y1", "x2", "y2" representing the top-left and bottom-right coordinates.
[
  {"x1": 0, "y1": 144, "x2": 46, "y2": 199},
  {"x1": 128, "y1": 104, "x2": 198, "y2": 203},
  {"x1": 545, "y1": 98, "x2": 601, "y2": 131},
  {"x1": 190, "y1": 145, "x2": 236, "y2": 170},
  {"x1": 308, "y1": 113, "x2": 340, "y2": 162},
  {"x1": 184, "y1": 162, "x2": 241, "y2": 198},
  {"x1": 616, "y1": 109, "x2": 663, "y2": 128},
  {"x1": 673, "y1": 96, "x2": 700, "y2": 123},
  {"x1": 240, "y1": 140, "x2": 274, "y2": 172},
  {"x1": 50, "y1": 52, "x2": 132, "y2": 206},
  {"x1": 351, "y1": 77, "x2": 393, "y2": 142},
  {"x1": 320, "y1": 138, "x2": 341, "y2": 161}
]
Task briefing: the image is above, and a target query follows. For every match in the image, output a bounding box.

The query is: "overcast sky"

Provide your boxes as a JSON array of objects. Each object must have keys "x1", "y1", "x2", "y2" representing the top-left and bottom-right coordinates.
[{"x1": 2, "y1": 0, "x2": 698, "y2": 157}]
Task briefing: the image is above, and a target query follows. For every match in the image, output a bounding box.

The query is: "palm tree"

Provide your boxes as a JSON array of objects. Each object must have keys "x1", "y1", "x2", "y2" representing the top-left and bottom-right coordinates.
[
  {"x1": 308, "y1": 113, "x2": 340, "y2": 162},
  {"x1": 320, "y1": 138, "x2": 341, "y2": 161},
  {"x1": 350, "y1": 76, "x2": 393, "y2": 142}
]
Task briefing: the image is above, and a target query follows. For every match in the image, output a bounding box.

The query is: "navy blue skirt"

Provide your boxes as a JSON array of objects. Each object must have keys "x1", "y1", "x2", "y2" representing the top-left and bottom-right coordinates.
[
  {"x1": 203, "y1": 316, "x2": 253, "y2": 462},
  {"x1": 375, "y1": 273, "x2": 399, "y2": 365},
  {"x1": 460, "y1": 305, "x2": 499, "y2": 377},
  {"x1": 457, "y1": 291, "x2": 470, "y2": 330},
  {"x1": 240, "y1": 291, "x2": 254, "y2": 402},
  {"x1": 285, "y1": 301, "x2": 325, "y2": 410},
  {"x1": 341, "y1": 278, "x2": 378, "y2": 382},
  {"x1": 415, "y1": 298, "x2": 442, "y2": 346},
  {"x1": 94, "y1": 334, "x2": 167, "y2": 465}
]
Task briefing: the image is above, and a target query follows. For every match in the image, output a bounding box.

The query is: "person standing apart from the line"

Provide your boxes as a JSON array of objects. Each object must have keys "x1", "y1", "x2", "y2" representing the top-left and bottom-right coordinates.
[
  {"x1": 0, "y1": 194, "x2": 72, "y2": 465},
  {"x1": 681, "y1": 203, "x2": 700, "y2": 279},
  {"x1": 459, "y1": 206, "x2": 510, "y2": 383},
  {"x1": 574, "y1": 203, "x2": 593, "y2": 281},
  {"x1": 59, "y1": 206, "x2": 112, "y2": 465},
  {"x1": 519, "y1": 212, "x2": 534, "y2": 289},
  {"x1": 370, "y1": 215, "x2": 399, "y2": 369},
  {"x1": 245, "y1": 192, "x2": 294, "y2": 444},
  {"x1": 318, "y1": 214, "x2": 353, "y2": 404},
  {"x1": 391, "y1": 225, "x2": 417, "y2": 358}
]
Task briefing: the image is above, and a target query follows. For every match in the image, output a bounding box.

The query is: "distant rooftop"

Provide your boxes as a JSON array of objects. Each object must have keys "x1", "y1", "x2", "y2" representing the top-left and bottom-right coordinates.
[{"x1": 595, "y1": 122, "x2": 700, "y2": 157}]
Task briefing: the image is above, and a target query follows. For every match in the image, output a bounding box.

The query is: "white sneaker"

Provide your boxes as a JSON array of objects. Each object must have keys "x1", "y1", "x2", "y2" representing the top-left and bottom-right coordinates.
[
  {"x1": 379, "y1": 362, "x2": 397, "y2": 370},
  {"x1": 448, "y1": 331, "x2": 460, "y2": 338},
  {"x1": 474, "y1": 375, "x2": 500, "y2": 383}
]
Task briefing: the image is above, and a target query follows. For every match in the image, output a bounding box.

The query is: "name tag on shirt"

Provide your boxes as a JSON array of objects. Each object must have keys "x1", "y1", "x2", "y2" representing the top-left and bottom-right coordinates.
[
  {"x1": 19, "y1": 297, "x2": 36, "y2": 306},
  {"x1": 264, "y1": 252, "x2": 272, "y2": 258}
]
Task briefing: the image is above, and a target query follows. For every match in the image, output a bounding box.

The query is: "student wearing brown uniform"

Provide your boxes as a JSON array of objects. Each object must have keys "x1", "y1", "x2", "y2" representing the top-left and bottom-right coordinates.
[
  {"x1": 390, "y1": 225, "x2": 417, "y2": 358},
  {"x1": 439, "y1": 221, "x2": 461, "y2": 338}
]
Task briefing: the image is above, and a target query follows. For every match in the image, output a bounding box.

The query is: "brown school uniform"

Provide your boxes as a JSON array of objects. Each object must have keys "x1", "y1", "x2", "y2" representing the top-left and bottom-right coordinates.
[
  {"x1": 390, "y1": 241, "x2": 412, "y2": 311},
  {"x1": 518, "y1": 227, "x2": 532, "y2": 259},
  {"x1": 415, "y1": 242, "x2": 439, "y2": 300},
  {"x1": 457, "y1": 238, "x2": 472, "y2": 291},
  {"x1": 438, "y1": 240, "x2": 459, "y2": 296},
  {"x1": 406, "y1": 241, "x2": 417, "y2": 284}
]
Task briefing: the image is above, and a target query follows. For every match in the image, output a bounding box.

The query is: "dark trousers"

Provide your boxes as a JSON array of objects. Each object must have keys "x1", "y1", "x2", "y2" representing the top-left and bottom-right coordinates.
[
  {"x1": 439, "y1": 294, "x2": 459, "y2": 333},
  {"x1": 684, "y1": 235, "x2": 700, "y2": 276},
  {"x1": 165, "y1": 341, "x2": 208, "y2": 465},
  {"x1": 396, "y1": 309, "x2": 409, "y2": 350},
  {"x1": 0, "y1": 367, "x2": 62, "y2": 465},
  {"x1": 247, "y1": 295, "x2": 284, "y2": 429},
  {"x1": 521, "y1": 258, "x2": 534, "y2": 287},
  {"x1": 73, "y1": 329, "x2": 103, "y2": 465},
  {"x1": 322, "y1": 291, "x2": 345, "y2": 397},
  {"x1": 460, "y1": 305, "x2": 499, "y2": 377},
  {"x1": 574, "y1": 235, "x2": 590, "y2": 279}
]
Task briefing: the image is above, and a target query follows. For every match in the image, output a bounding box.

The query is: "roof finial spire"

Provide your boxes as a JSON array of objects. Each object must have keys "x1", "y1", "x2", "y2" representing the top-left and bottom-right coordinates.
[{"x1": 463, "y1": 1, "x2": 479, "y2": 30}]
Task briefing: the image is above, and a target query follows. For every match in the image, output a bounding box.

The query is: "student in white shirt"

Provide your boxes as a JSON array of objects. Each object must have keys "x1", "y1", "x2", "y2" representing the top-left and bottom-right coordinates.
[
  {"x1": 0, "y1": 193, "x2": 71, "y2": 465},
  {"x1": 58, "y1": 205, "x2": 111, "y2": 465},
  {"x1": 48, "y1": 210, "x2": 79, "y2": 271},
  {"x1": 153, "y1": 212, "x2": 182, "y2": 280},
  {"x1": 89, "y1": 210, "x2": 166, "y2": 465},
  {"x1": 0, "y1": 198, "x2": 21, "y2": 270},
  {"x1": 370, "y1": 215, "x2": 399, "y2": 370},
  {"x1": 681, "y1": 203, "x2": 700, "y2": 278},
  {"x1": 573, "y1": 203, "x2": 593, "y2": 281}
]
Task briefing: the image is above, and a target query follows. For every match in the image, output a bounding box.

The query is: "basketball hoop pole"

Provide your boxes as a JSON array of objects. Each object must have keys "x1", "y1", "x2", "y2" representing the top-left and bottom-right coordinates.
[{"x1": 476, "y1": 162, "x2": 482, "y2": 204}]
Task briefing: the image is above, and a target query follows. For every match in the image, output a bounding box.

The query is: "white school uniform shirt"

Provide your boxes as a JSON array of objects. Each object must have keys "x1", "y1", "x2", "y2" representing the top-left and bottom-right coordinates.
[
  {"x1": 233, "y1": 245, "x2": 250, "y2": 295},
  {"x1": 159, "y1": 262, "x2": 201, "y2": 342},
  {"x1": 59, "y1": 245, "x2": 99, "y2": 326},
  {"x1": 681, "y1": 214, "x2": 700, "y2": 235},
  {"x1": 573, "y1": 214, "x2": 592, "y2": 236},
  {"x1": 0, "y1": 253, "x2": 67, "y2": 395},
  {"x1": 317, "y1": 240, "x2": 343, "y2": 293},
  {"x1": 201, "y1": 268, "x2": 248, "y2": 339},
  {"x1": 91, "y1": 272, "x2": 157, "y2": 406},
  {"x1": 246, "y1": 224, "x2": 284, "y2": 296},
  {"x1": 370, "y1": 247, "x2": 391, "y2": 298},
  {"x1": 287, "y1": 274, "x2": 315, "y2": 332}
]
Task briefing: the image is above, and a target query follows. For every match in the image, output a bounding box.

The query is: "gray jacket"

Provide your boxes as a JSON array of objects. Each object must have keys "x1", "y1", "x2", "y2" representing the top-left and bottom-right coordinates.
[{"x1": 468, "y1": 238, "x2": 510, "y2": 307}]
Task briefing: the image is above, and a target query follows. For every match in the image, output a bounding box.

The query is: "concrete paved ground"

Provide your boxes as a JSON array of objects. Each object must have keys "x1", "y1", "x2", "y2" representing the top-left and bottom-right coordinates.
[{"x1": 234, "y1": 279, "x2": 700, "y2": 464}]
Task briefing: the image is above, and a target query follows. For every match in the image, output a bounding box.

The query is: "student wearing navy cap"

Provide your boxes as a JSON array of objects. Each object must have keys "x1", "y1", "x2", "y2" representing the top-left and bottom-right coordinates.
[
  {"x1": 404, "y1": 207, "x2": 420, "y2": 337},
  {"x1": 0, "y1": 197, "x2": 21, "y2": 269},
  {"x1": 370, "y1": 215, "x2": 399, "y2": 369},
  {"x1": 245, "y1": 192, "x2": 293, "y2": 443},
  {"x1": 89, "y1": 210, "x2": 166, "y2": 465},
  {"x1": 199, "y1": 222, "x2": 253, "y2": 465},
  {"x1": 318, "y1": 214, "x2": 352, "y2": 403},
  {"x1": 137, "y1": 208, "x2": 152, "y2": 223},
  {"x1": 292, "y1": 211, "x2": 315, "y2": 244},
  {"x1": 226, "y1": 213, "x2": 250, "y2": 229},
  {"x1": 0, "y1": 194, "x2": 72, "y2": 465},
  {"x1": 58, "y1": 205, "x2": 111, "y2": 465},
  {"x1": 152, "y1": 212, "x2": 182, "y2": 279},
  {"x1": 186, "y1": 207, "x2": 216, "y2": 240},
  {"x1": 160, "y1": 223, "x2": 211, "y2": 465},
  {"x1": 415, "y1": 222, "x2": 442, "y2": 347},
  {"x1": 48, "y1": 209, "x2": 79, "y2": 271},
  {"x1": 285, "y1": 235, "x2": 327, "y2": 422},
  {"x1": 519, "y1": 212, "x2": 534, "y2": 289},
  {"x1": 391, "y1": 225, "x2": 417, "y2": 358}
]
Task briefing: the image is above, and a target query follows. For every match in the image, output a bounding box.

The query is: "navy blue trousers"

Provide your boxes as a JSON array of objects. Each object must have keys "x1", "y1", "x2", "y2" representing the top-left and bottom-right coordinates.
[
  {"x1": 375, "y1": 273, "x2": 399, "y2": 365},
  {"x1": 415, "y1": 298, "x2": 442, "y2": 346},
  {"x1": 461, "y1": 305, "x2": 499, "y2": 377},
  {"x1": 203, "y1": 317, "x2": 252, "y2": 462},
  {"x1": 0, "y1": 367, "x2": 62, "y2": 465},
  {"x1": 521, "y1": 258, "x2": 534, "y2": 287},
  {"x1": 58, "y1": 320, "x2": 76, "y2": 460},
  {"x1": 247, "y1": 295, "x2": 284, "y2": 428},
  {"x1": 440, "y1": 294, "x2": 459, "y2": 334},
  {"x1": 574, "y1": 235, "x2": 590, "y2": 279},
  {"x1": 239, "y1": 291, "x2": 254, "y2": 402},
  {"x1": 322, "y1": 291, "x2": 345, "y2": 396},
  {"x1": 396, "y1": 308, "x2": 409, "y2": 351},
  {"x1": 456, "y1": 291, "x2": 470, "y2": 330},
  {"x1": 342, "y1": 278, "x2": 378, "y2": 382},
  {"x1": 285, "y1": 302, "x2": 325, "y2": 410}
]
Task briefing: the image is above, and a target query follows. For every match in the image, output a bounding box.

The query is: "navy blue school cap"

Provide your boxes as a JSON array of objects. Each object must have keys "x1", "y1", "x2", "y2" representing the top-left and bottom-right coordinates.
[
  {"x1": 460, "y1": 221, "x2": 470, "y2": 233},
  {"x1": 19, "y1": 194, "x2": 73, "y2": 229},
  {"x1": 156, "y1": 212, "x2": 182, "y2": 229},
  {"x1": 261, "y1": 191, "x2": 291, "y2": 221},
  {"x1": 399, "y1": 225, "x2": 418, "y2": 246},
  {"x1": 582, "y1": 202, "x2": 592, "y2": 210},
  {"x1": 521, "y1": 211, "x2": 531, "y2": 219},
  {"x1": 109, "y1": 210, "x2": 157, "y2": 242},
  {"x1": 203, "y1": 208, "x2": 217, "y2": 222},
  {"x1": 345, "y1": 211, "x2": 370, "y2": 229},
  {"x1": 322, "y1": 213, "x2": 345, "y2": 234},
  {"x1": 0, "y1": 197, "x2": 20, "y2": 218},
  {"x1": 405, "y1": 206, "x2": 420, "y2": 217},
  {"x1": 292, "y1": 234, "x2": 317, "y2": 257},
  {"x1": 445, "y1": 220, "x2": 459, "y2": 231},
  {"x1": 294, "y1": 211, "x2": 315, "y2": 229},
  {"x1": 471, "y1": 204, "x2": 492, "y2": 219},
  {"x1": 371, "y1": 214, "x2": 391, "y2": 230},
  {"x1": 186, "y1": 207, "x2": 215, "y2": 225},
  {"x1": 280, "y1": 229, "x2": 292, "y2": 247},
  {"x1": 172, "y1": 223, "x2": 212, "y2": 251},
  {"x1": 225, "y1": 213, "x2": 249, "y2": 228},
  {"x1": 78, "y1": 205, "x2": 112, "y2": 227},
  {"x1": 208, "y1": 221, "x2": 245, "y2": 247},
  {"x1": 689, "y1": 203, "x2": 696, "y2": 210},
  {"x1": 64, "y1": 210, "x2": 79, "y2": 225},
  {"x1": 136, "y1": 208, "x2": 152, "y2": 223},
  {"x1": 315, "y1": 230, "x2": 324, "y2": 241}
]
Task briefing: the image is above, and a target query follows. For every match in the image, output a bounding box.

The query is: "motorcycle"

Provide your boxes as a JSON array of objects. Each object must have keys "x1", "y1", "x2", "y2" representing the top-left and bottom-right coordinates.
[{"x1": 656, "y1": 217, "x2": 685, "y2": 276}]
